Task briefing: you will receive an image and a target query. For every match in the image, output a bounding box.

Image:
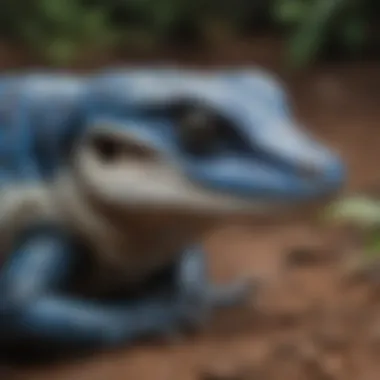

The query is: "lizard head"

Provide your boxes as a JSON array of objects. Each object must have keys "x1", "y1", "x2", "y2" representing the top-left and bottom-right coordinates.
[{"x1": 71, "y1": 69, "x2": 346, "y2": 219}]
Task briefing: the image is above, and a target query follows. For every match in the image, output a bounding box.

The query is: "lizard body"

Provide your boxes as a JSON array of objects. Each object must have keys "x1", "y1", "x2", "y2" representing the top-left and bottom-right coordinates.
[{"x1": 0, "y1": 67, "x2": 345, "y2": 358}]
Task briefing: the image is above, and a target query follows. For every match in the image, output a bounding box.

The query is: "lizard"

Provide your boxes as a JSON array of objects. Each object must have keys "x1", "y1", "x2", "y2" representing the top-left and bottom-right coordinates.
[{"x1": 0, "y1": 67, "x2": 346, "y2": 357}]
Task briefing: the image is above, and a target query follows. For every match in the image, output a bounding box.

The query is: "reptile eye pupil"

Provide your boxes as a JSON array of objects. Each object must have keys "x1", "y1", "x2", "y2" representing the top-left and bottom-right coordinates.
[{"x1": 178, "y1": 107, "x2": 218, "y2": 155}]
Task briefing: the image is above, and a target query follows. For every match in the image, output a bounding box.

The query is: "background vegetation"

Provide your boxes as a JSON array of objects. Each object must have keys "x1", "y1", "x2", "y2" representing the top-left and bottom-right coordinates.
[{"x1": 0, "y1": 0, "x2": 378, "y2": 68}]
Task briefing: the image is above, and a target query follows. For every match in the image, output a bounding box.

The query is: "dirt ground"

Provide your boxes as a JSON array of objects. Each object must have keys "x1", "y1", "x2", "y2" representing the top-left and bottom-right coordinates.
[{"x1": 2, "y1": 43, "x2": 380, "y2": 379}]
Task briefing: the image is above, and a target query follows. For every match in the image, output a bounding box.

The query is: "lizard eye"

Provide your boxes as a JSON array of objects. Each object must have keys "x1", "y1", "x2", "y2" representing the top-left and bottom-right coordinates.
[
  {"x1": 90, "y1": 134, "x2": 124, "y2": 163},
  {"x1": 176, "y1": 106, "x2": 219, "y2": 156}
]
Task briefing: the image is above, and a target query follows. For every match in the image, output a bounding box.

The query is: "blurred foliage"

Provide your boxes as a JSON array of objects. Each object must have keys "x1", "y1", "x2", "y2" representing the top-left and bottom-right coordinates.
[
  {"x1": 0, "y1": 0, "x2": 115, "y2": 64},
  {"x1": 272, "y1": 0, "x2": 378, "y2": 68},
  {"x1": 324, "y1": 196, "x2": 380, "y2": 227},
  {"x1": 0, "y1": 0, "x2": 377, "y2": 67},
  {"x1": 324, "y1": 196, "x2": 380, "y2": 257}
]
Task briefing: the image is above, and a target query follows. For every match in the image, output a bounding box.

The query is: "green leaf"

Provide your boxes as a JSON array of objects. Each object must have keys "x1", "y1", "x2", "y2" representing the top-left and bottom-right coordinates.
[
  {"x1": 36, "y1": 0, "x2": 79, "y2": 24},
  {"x1": 44, "y1": 37, "x2": 79, "y2": 65},
  {"x1": 286, "y1": 0, "x2": 347, "y2": 69},
  {"x1": 81, "y1": 10, "x2": 108, "y2": 39},
  {"x1": 323, "y1": 196, "x2": 380, "y2": 227},
  {"x1": 273, "y1": 0, "x2": 307, "y2": 25},
  {"x1": 150, "y1": 0, "x2": 185, "y2": 33},
  {"x1": 339, "y1": 16, "x2": 368, "y2": 52},
  {"x1": 366, "y1": 230, "x2": 380, "y2": 257}
]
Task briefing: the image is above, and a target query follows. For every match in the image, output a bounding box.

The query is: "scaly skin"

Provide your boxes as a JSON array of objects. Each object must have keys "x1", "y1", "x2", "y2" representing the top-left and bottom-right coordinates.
[{"x1": 0, "y1": 68, "x2": 345, "y2": 358}]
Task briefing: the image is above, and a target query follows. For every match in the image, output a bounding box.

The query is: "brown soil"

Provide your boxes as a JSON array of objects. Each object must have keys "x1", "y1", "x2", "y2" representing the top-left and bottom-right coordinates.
[{"x1": 2, "y1": 38, "x2": 380, "y2": 380}]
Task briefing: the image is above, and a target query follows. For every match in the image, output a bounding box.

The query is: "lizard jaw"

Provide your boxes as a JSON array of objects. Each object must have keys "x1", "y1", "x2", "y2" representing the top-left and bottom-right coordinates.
[{"x1": 70, "y1": 130, "x2": 292, "y2": 217}]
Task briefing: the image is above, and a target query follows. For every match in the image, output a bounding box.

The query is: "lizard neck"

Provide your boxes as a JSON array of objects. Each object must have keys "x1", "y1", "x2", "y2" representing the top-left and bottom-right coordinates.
[{"x1": 53, "y1": 173, "x2": 217, "y2": 290}]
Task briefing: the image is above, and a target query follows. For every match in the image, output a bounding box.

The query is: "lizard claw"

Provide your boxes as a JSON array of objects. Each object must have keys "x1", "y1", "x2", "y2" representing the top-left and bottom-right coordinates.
[
  {"x1": 176, "y1": 290, "x2": 212, "y2": 331},
  {"x1": 207, "y1": 276, "x2": 259, "y2": 309},
  {"x1": 174, "y1": 247, "x2": 260, "y2": 331},
  {"x1": 176, "y1": 277, "x2": 259, "y2": 332}
]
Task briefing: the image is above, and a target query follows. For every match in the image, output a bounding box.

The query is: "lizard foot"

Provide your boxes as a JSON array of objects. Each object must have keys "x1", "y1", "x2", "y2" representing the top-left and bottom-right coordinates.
[
  {"x1": 173, "y1": 247, "x2": 259, "y2": 333},
  {"x1": 207, "y1": 276, "x2": 259, "y2": 309}
]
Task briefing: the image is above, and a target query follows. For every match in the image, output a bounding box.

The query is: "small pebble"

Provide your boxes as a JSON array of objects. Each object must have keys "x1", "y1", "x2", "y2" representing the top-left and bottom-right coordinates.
[
  {"x1": 313, "y1": 316, "x2": 350, "y2": 351},
  {"x1": 340, "y1": 252, "x2": 380, "y2": 289},
  {"x1": 303, "y1": 355, "x2": 341, "y2": 380},
  {"x1": 285, "y1": 246, "x2": 332, "y2": 268},
  {"x1": 339, "y1": 253, "x2": 370, "y2": 284},
  {"x1": 314, "y1": 329, "x2": 349, "y2": 351},
  {"x1": 200, "y1": 361, "x2": 257, "y2": 380},
  {"x1": 271, "y1": 341, "x2": 299, "y2": 360},
  {"x1": 298, "y1": 341, "x2": 320, "y2": 363},
  {"x1": 368, "y1": 322, "x2": 380, "y2": 352}
]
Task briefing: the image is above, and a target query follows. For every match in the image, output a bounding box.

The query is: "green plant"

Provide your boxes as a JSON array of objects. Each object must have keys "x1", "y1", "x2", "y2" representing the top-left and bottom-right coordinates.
[
  {"x1": 324, "y1": 196, "x2": 380, "y2": 258},
  {"x1": 272, "y1": 0, "x2": 373, "y2": 69},
  {"x1": 0, "y1": 0, "x2": 377, "y2": 67},
  {"x1": 0, "y1": 0, "x2": 115, "y2": 64}
]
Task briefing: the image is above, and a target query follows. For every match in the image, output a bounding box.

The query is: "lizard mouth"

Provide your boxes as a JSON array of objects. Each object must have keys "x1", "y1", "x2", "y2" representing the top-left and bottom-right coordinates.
[{"x1": 71, "y1": 129, "x2": 282, "y2": 216}]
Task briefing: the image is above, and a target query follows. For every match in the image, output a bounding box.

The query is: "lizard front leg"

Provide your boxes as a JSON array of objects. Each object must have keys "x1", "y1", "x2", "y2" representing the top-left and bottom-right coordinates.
[
  {"x1": 173, "y1": 246, "x2": 257, "y2": 332},
  {"x1": 0, "y1": 229, "x2": 255, "y2": 360},
  {"x1": 0, "y1": 226, "x2": 201, "y2": 358}
]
